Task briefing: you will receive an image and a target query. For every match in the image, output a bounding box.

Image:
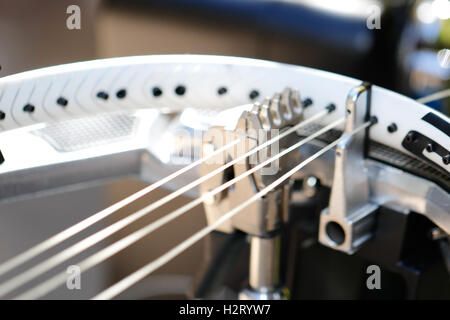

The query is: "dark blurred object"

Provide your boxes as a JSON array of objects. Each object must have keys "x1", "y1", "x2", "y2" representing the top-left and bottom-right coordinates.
[
  {"x1": 1, "y1": 0, "x2": 447, "y2": 113},
  {"x1": 105, "y1": 0, "x2": 449, "y2": 114},
  {"x1": 397, "y1": 0, "x2": 450, "y2": 115},
  {"x1": 105, "y1": 0, "x2": 405, "y2": 88},
  {"x1": 144, "y1": 0, "x2": 379, "y2": 53}
]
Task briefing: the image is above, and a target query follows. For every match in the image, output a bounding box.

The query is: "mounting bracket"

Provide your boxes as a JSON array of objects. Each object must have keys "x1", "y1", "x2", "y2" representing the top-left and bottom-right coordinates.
[{"x1": 319, "y1": 82, "x2": 378, "y2": 254}]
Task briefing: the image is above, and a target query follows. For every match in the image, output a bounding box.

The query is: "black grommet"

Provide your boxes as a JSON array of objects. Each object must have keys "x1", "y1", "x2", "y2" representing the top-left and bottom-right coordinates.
[
  {"x1": 370, "y1": 116, "x2": 378, "y2": 124},
  {"x1": 249, "y1": 90, "x2": 259, "y2": 100},
  {"x1": 23, "y1": 104, "x2": 35, "y2": 113},
  {"x1": 302, "y1": 98, "x2": 313, "y2": 108},
  {"x1": 97, "y1": 91, "x2": 109, "y2": 100},
  {"x1": 387, "y1": 123, "x2": 397, "y2": 133},
  {"x1": 405, "y1": 132, "x2": 415, "y2": 143},
  {"x1": 116, "y1": 89, "x2": 126, "y2": 99},
  {"x1": 443, "y1": 154, "x2": 450, "y2": 165},
  {"x1": 0, "y1": 111, "x2": 5, "y2": 120},
  {"x1": 152, "y1": 87, "x2": 162, "y2": 97},
  {"x1": 426, "y1": 143, "x2": 435, "y2": 153},
  {"x1": 56, "y1": 97, "x2": 68, "y2": 107},
  {"x1": 325, "y1": 103, "x2": 336, "y2": 113},
  {"x1": 217, "y1": 87, "x2": 227, "y2": 95},
  {"x1": 175, "y1": 85, "x2": 186, "y2": 96}
]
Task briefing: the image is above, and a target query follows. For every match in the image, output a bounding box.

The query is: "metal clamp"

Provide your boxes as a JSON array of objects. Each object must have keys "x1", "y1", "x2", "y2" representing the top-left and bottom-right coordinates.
[
  {"x1": 200, "y1": 88, "x2": 304, "y2": 236},
  {"x1": 200, "y1": 88, "x2": 305, "y2": 300}
]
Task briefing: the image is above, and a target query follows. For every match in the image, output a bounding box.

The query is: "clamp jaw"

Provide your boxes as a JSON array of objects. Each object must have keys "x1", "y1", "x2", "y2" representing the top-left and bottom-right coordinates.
[{"x1": 200, "y1": 88, "x2": 304, "y2": 236}]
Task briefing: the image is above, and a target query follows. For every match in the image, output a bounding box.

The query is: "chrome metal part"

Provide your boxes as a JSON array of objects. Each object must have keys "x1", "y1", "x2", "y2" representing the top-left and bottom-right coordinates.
[
  {"x1": 200, "y1": 88, "x2": 305, "y2": 300},
  {"x1": 238, "y1": 288, "x2": 285, "y2": 300},
  {"x1": 319, "y1": 83, "x2": 378, "y2": 254},
  {"x1": 248, "y1": 235, "x2": 281, "y2": 291},
  {"x1": 239, "y1": 234, "x2": 287, "y2": 301},
  {"x1": 200, "y1": 88, "x2": 304, "y2": 236},
  {"x1": 249, "y1": 236, "x2": 281, "y2": 291},
  {"x1": 293, "y1": 143, "x2": 450, "y2": 236}
]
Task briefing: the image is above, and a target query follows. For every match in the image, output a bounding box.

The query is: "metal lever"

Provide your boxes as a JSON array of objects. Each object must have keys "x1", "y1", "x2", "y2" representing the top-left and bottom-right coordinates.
[{"x1": 319, "y1": 82, "x2": 378, "y2": 254}]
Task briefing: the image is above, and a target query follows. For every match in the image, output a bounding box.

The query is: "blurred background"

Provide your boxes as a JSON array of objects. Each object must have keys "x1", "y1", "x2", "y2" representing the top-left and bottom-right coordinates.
[
  {"x1": 1, "y1": 0, "x2": 449, "y2": 112},
  {"x1": 0, "y1": 0, "x2": 449, "y2": 299}
]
